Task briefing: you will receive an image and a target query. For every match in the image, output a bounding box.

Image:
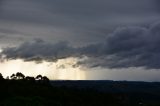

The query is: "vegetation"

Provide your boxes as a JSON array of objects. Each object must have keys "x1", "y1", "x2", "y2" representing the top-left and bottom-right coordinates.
[{"x1": 0, "y1": 73, "x2": 159, "y2": 106}]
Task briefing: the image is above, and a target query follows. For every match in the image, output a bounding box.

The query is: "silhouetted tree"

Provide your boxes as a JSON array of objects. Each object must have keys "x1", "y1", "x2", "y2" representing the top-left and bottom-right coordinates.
[
  {"x1": 16, "y1": 72, "x2": 25, "y2": 79},
  {"x1": 25, "y1": 76, "x2": 35, "y2": 83},
  {"x1": 36, "y1": 75, "x2": 43, "y2": 80},
  {"x1": 10, "y1": 74, "x2": 16, "y2": 80},
  {"x1": 42, "y1": 76, "x2": 49, "y2": 83},
  {"x1": 0, "y1": 73, "x2": 4, "y2": 81}
]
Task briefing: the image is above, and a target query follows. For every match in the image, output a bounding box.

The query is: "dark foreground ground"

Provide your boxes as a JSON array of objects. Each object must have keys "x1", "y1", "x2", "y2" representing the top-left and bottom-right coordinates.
[{"x1": 1, "y1": 80, "x2": 160, "y2": 106}]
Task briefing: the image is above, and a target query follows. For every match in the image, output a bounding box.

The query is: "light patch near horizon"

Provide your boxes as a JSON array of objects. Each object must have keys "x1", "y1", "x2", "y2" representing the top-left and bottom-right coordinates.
[
  {"x1": 0, "y1": 57, "x2": 86, "y2": 80},
  {"x1": 85, "y1": 67, "x2": 160, "y2": 82},
  {"x1": 0, "y1": 56, "x2": 160, "y2": 81}
]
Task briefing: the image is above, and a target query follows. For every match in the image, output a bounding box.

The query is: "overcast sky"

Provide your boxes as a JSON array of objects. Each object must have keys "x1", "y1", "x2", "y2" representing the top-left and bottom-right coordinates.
[
  {"x1": 1, "y1": 0, "x2": 160, "y2": 81},
  {"x1": 0, "y1": 0, "x2": 160, "y2": 46}
]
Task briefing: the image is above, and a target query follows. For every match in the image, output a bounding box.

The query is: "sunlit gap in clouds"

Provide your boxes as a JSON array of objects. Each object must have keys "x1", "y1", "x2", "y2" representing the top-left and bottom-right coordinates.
[{"x1": 0, "y1": 57, "x2": 86, "y2": 80}]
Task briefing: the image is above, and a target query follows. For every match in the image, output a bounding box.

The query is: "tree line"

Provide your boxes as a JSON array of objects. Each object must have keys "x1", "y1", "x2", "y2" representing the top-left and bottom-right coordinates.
[{"x1": 0, "y1": 72, "x2": 49, "y2": 83}]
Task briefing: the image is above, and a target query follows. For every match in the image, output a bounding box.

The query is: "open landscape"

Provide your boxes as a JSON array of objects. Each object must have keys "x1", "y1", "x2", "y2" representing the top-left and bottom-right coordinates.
[
  {"x1": 0, "y1": 73, "x2": 160, "y2": 106},
  {"x1": 1, "y1": 0, "x2": 160, "y2": 106}
]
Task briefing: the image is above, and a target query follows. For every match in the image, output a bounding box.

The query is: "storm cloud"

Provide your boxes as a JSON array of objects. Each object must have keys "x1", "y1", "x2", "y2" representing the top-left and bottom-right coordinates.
[
  {"x1": 1, "y1": 22, "x2": 160, "y2": 69},
  {"x1": 0, "y1": 0, "x2": 160, "y2": 47},
  {"x1": 1, "y1": 39, "x2": 76, "y2": 62}
]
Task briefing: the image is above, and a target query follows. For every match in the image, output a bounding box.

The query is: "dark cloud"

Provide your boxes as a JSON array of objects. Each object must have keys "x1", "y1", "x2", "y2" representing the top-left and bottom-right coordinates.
[
  {"x1": 2, "y1": 22, "x2": 160, "y2": 69},
  {"x1": 80, "y1": 22, "x2": 160, "y2": 69},
  {"x1": 0, "y1": 0, "x2": 160, "y2": 47},
  {"x1": 1, "y1": 39, "x2": 76, "y2": 62},
  {"x1": 155, "y1": 0, "x2": 160, "y2": 12}
]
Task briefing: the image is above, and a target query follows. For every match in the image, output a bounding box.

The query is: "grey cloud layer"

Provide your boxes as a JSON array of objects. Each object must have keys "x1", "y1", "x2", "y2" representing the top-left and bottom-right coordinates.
[
  {"x1": 2, "y1": 22, "x2": 160, "y2": 69},
  {"x1": 0, "y1": 0, "x2": 160, "y2": 47},
  {"x1": 1, "y1": 39, "x2": 76, "y2": 62}
]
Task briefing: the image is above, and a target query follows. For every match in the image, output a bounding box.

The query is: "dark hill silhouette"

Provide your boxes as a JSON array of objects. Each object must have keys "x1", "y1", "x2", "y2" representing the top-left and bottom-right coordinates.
[{"x1": 0, "y1": 72, "x2": 159, "y2": 106}]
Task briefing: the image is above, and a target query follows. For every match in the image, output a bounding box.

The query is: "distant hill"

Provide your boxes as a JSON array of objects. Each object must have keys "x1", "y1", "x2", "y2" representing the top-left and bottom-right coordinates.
[
  {"x1": 1, "y1": 74, "x2": 160, "y2": 106},
  {"x1": 51, "y1": 80, "x2": 160, "y2": 93}
]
